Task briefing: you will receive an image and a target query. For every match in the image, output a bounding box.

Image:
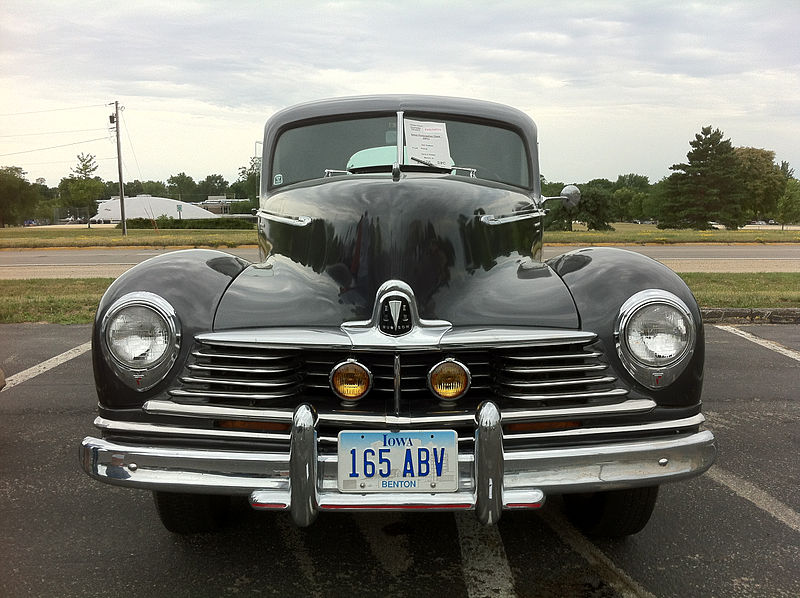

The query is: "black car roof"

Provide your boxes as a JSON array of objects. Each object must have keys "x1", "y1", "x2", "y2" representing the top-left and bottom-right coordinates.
[{"x1": 263, "y1": 94, "x2": 538, "y2": 149}]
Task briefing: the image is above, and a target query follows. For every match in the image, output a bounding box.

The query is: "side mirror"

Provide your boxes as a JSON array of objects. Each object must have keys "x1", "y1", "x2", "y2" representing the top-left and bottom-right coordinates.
[
  {"x1": 542, "y1": 184, "x2": 581, "y2": 210},
  {"x1": 559, "y1": 184, "x2": 581, "y2": 209}
]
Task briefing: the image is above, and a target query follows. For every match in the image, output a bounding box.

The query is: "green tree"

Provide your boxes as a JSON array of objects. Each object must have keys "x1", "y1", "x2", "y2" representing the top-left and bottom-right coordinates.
[
  {"x1": 0, "y1": 166, "x2": 42, "y2": 226},
  {"x1": 229, "y1": 157, "x2": 261, "y2": 201},
  {"x1": 197, "y1": 174, "x2": 229, "y2": 200},
  {"x1": 58, "y1": 154, "x2": 106, "y2": 218},
  {"x1": 734, "y1": 147, "x2": 786, "y2": 219},
  {"x1": 167, "y1": 172, "x2": 198, "y2": 202},
  {"x1": 777, "y1": 178, "x2": 800, "y2": 227},
  {"x1": 576, "y1": 178, "x2": 614, "y2": 230},
  {"x1": 660, "y1": 126, "x2": 747, "y2": 229}
]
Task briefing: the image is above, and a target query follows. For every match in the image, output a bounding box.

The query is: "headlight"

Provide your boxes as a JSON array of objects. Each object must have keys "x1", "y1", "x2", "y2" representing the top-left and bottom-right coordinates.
[
  {"x1": 330, "y1": 359, "x2": 372, "y2": 402},
  {"x1": 107, "y1": 305, "x2": 172, "y2": 367},
  {"x1": 616, "y1": 290, "x2": 695, "y2": 389},
  {"x1": 101, "y1": 292, "x2": 180, "y2": 391},
  {"x1": 428, "y1": 358, "x2": 471, "y2": 401}
]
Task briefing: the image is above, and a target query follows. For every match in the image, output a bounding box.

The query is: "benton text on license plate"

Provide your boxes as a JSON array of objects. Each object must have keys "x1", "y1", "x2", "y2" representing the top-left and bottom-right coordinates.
[{"x1": 337, "y1": 430, "x2": 458, "y2": 493}]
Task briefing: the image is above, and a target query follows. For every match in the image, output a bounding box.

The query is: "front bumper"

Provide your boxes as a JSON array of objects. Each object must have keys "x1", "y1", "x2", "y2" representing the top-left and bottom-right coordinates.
[{"x1": 80, "y1": 401, "x2": 716, "y2": 526}]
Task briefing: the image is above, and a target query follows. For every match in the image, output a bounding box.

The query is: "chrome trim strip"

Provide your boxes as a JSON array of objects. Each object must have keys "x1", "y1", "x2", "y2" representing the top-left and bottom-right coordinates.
[
  {"x1": 187, "y1": 363, "x2": 292, "y2": 374},
  {"x1": 94, "y1": 416, "x2": 290, "y2": 441},
  {"x1": 195, "y1": 326, "x2": 597, "y2": 352},
  {"x1": 258, "y1": 209, "x2": 312, "y2": 227},
  {"x1": 179, "y1": 376, "x2": 298, "y2": 389},
  {"x1": 480, "y1": 209, "x2": 544, "y2": 226},
  {"x1": 145, "y1": 400, "x2": 294, "y2": 421},
  {"x1": 144, "y1": 397, "x2": 654, "y2": 424},
  {"x1": 504, "y1": 414, "x2": 707, "y2": 441},
  {"x1": 169, "y1": 389, "x2": 299, "y2": 400},
  {"x1": 192, "y1": 350, "x2": 292, "y2": 362},
  {"x1": 498, "y1": 388, "x2": 629, "y2": 402},
  {"x1": 503, "y1": 364, "x2": 607, "y2": 374},
  {"x1": 501, "y1": 376, "x2": 617, "y2": 389},
  {"x1": 504, "y1": 352, "x2": 602, "y2": 361},
  {"x1": 196, "y1": 328, "x2": 350, "y2": 349},
  {"x1": 440, "y1": 328, "x2": 596, "y2": 349}
]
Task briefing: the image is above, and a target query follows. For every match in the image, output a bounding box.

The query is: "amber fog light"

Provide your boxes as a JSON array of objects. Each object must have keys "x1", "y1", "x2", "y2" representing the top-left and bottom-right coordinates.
[
  {"x1": 428, "y1": 358, "x2": 470, "y2": 400},
  {"x1": 330, "y1": 359, "x2": 372, "y2": 401}
]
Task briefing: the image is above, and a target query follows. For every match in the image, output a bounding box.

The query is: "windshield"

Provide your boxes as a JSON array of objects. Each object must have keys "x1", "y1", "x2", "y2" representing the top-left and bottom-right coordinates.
[{"x1": 271, "y1": 114, "x2": 530, "y2": 189}]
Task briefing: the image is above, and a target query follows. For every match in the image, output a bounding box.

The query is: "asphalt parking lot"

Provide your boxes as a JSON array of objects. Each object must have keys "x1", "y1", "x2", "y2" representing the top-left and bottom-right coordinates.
[{"x1": 0, "y1": 323, "x2": 798, "y2": 597}]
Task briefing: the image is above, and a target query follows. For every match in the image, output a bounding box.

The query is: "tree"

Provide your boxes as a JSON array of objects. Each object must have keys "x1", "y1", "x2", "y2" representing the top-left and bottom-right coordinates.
[
  {"x1": 733, "y1": 147, "x2": 786, "y2": 219},
  {"x1": 659, "y1": 126, "x2": 747, "y2": 229},
  {"x1": 71, "y1": 152, "x2": 99, "y2": 178},
  {"x1": 576, "y1": 178, "x2": 615, "y2": 230},
  {"x1": 167, "y1": 172, "x2": 198, "y2": 202},
  {"x1": 59, "y1": 153, "x2": 106, "y2": 216},
  {"x1": 777, "y1": 178, "x2": 800, "y2": 227},
  {"x1": 197, "y1": 174, "x2": 229, "y2": 200},
  {"x1": 0, "y1": 166, "x2": 41, "y2": 226},
  {"x1": 229, "y1": 157, "x2": 261, "y2": 201}
]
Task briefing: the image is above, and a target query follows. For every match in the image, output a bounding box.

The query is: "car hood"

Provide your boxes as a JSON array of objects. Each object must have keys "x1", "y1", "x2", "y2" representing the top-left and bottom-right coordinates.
[{"x1": 214, "y1": 176, "x2": 578, "y2": 329}]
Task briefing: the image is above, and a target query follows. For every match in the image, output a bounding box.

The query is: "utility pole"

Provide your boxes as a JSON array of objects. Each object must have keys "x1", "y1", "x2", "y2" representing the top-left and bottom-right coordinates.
[{"x1": 110, "y1": 101, "x2": 127, "y2": 235}]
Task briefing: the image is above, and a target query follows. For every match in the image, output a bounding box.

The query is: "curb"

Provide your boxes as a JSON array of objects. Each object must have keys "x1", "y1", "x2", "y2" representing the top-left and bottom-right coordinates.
[{"x1": 701, "y1": 308, "x2": 800, "y2": 324}]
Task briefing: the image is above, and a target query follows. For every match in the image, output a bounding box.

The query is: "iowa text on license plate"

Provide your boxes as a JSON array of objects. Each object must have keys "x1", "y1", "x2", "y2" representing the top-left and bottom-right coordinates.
[{"x1": 337, "y1": 430, "x2": 458, "y2": 492}]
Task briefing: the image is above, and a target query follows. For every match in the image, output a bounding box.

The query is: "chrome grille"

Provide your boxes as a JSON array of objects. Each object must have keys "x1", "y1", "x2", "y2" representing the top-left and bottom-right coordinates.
[{"x1": 170, "y1": 333, "x2": 626, "y2": 410}]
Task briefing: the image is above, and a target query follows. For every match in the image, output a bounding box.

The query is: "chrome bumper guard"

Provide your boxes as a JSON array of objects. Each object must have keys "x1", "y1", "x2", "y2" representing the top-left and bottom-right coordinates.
[{"x1": 80, "y1": 401, "x2": 716, "y2": 526}]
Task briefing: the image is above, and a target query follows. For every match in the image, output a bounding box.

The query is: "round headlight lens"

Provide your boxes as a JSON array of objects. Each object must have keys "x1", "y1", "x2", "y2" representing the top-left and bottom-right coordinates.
[
  {"x1": 625, "y1": 303, "x2": 690, "y2": 366},
  {"x1": 330, "y1": 360, "x2": 372, "y2": 401},
  {"x1": 106, "y1": 305, "x2": 171, "y2": 368},
  {"x1": 429, "y1": 359, "x2": 470, "y2": 400}
]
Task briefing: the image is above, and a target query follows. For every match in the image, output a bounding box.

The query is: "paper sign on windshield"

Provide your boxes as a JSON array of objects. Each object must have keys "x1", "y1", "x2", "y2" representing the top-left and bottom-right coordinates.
[{"x1": 404, "y1": 119, "x2": 453, "y2": 169}]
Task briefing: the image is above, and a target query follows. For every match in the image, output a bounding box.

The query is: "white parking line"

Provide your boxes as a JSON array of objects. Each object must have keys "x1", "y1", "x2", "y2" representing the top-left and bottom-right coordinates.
[
  {"x1": 538, "y1": 509, "x2": 657, "y2": 598},
  {"x1": 455, "y1": 512, "x2": 517, "y2": 598},
  {"x1": 1, "y1": 341, "x2": 92, "y2": 392},
  {"x1": 706, "y1": 467, "x2": 800, "y2": 533},
  {"x1": 715, "y1": 325, "x2": 800, "y2": 362}
]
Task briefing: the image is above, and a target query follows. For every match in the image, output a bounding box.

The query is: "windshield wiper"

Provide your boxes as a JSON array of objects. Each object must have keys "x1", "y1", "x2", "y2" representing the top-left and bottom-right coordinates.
[{"x1": 410, "y1": 156, "x2": 476, "y2": 178}]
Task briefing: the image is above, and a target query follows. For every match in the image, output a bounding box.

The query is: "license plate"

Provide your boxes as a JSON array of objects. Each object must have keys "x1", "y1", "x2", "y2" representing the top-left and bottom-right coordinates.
[{"x1": 337, "y1": 430, "x2": 458, "y2": 493}]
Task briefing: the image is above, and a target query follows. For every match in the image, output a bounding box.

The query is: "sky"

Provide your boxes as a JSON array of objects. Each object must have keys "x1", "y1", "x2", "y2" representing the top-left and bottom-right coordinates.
[{"x1": 1, "y1": 0, "x2": 798, "y2": 191}]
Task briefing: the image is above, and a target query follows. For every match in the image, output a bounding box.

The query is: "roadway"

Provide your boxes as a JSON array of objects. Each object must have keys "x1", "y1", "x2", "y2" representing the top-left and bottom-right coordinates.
[
  {"x1": 1, "y1": 323, "x2": 798, "y2": 597},
  {"x1": 0, "y1": 244, "x2": 799, "y2": 278}
]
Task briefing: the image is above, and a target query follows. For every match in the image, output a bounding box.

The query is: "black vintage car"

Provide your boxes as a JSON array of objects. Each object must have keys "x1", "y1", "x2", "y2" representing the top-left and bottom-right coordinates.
[{"x1": 81, "y1": 95, "x2": 715, "y2": 536}]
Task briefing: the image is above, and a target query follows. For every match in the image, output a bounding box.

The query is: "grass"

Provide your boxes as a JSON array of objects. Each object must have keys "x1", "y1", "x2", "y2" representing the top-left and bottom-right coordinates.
[
  {"x1": 0, "y1": 278, "x2": 115, "y2": 324},
  {"x1": 0, "y1": 227, "x2": 257, "y2": 249},
  {"x1": 678, "y1": 273, "x2": 800, "y2": 309},
  {"x1": 1, "y1": 274, "x2": 798, "y2": 324},
  {"x1": 546, "y1": 222, "x2": 800, "y2": 245},
  {"x1": 1, "y1": 222, "x2": 798, "y2": 249}
]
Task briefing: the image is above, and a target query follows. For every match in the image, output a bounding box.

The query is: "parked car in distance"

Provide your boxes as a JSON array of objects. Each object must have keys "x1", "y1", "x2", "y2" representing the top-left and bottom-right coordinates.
[{"x1": 81, "y1": 95, "x2": 716, "y2": 537}]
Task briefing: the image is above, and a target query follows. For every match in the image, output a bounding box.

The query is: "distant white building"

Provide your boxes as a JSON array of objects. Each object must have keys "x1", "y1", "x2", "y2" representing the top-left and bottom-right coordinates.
[{"x1": 92, "y1": 195, "x2": 216, "y2": 223}]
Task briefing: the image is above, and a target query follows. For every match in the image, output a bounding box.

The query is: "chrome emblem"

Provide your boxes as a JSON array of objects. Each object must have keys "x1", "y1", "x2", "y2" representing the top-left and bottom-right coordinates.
[{"x1": 380, "y1": 296, "x2": 412, "y2": 335}]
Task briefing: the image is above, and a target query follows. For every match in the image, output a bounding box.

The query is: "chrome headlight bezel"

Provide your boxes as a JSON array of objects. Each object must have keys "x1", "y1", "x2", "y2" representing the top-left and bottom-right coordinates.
[
  {"x1": 615, "y1": 289, "x2": 696, "y2": 390},
  {"x1": 100, "y1": 291, "x2": 181, "y2": 392}
]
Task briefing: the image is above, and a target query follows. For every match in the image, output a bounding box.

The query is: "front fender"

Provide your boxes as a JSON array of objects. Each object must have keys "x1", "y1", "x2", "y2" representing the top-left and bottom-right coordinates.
[
  {"x1": 547, "y1": 247, "x2": 704, "y2": 406},
  {"x1": 93, "y1": 249, "x2": 249, "y2": 409}
]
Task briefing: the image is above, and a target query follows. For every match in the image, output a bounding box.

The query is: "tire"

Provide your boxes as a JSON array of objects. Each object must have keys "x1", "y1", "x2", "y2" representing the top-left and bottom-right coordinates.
[
  {"x1": 153, "y1": 491, "x2": 231, "y2": 534},
  {"x1": 563, "y1": 486, "x2": 659, "y2": 538}
]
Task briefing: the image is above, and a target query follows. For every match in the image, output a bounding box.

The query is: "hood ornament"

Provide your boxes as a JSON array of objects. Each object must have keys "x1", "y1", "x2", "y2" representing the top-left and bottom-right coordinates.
[{"x1": 381, "y1": 296, "x2": 412, "y2": 336}]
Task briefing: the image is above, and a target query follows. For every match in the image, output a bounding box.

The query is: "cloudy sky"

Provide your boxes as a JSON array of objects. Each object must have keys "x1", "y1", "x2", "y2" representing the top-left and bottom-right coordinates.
[{"x1": 1, "y1": 0, "x2": 798, "y2": 191}]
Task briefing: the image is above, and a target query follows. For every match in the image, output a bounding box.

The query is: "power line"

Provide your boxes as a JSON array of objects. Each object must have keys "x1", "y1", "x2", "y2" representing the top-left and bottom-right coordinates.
[
  {"x1": 0, "y1": 137, "x2": 110, "y2": 157},
  {"x1": 0, "y1": 128, "x2": 108, "y2": 138},
  {"x1": 5, "y1": 157, "x2": 116, "y2": 167},
  {"x1": 0, "y1": 103, "x2": 107, "y2": 117}
]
